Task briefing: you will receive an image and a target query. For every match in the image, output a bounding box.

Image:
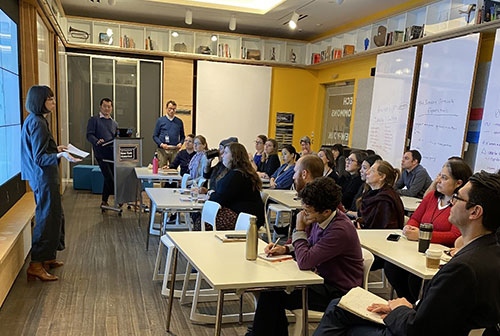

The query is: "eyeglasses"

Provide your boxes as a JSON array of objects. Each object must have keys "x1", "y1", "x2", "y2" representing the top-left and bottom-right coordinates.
[
  {"x1": 451, "y1": 193, "x2": 476, "y2": 206},
  {"x1": 346, "y1": 158, "x2": 357, "y2": 163},
  {"x1": 255, "y1": 141, "x2": 263, "y2": 144}
]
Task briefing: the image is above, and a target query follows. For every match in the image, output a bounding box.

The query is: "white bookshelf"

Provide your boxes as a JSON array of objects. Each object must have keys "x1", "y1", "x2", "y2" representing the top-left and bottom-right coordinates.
[
  {"x1": 66, "y1": 19, "x2": 92, "y2": 44},
  {"x1": 93, "y1": 22, "x2": 119, "y2": 47},
  {"x1": 194, "y1": 32, "x2": 218, "y2": 56},
  {"x1": 170, "y1": 30, "x2": 194, "y2": 53},
  {"x1": 241, "y1": 37, "x2": 263, "y2": 60},
  {"x1": 264, "y1": 40, "x2": 286, "y2": 62},
  {"x1": 145, "y1": 28, "x2": 169, "y2": 52},
  {"x1": 218, "y1": 35, "x2": 240, "y2": 59},
  {"x1": 120, "y1": 25, "x2": 144, "y2": 49}
]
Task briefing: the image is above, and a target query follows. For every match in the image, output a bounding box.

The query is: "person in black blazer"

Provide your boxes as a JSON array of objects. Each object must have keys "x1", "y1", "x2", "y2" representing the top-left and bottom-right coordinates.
[
  {"x1": 257, "y1": 138, "x2": 280, "y2": 179},
  {"x1": 337, "y1": 150, "x2": 367, "y2": 208},
  {"x1": 209, "y1": 143, "x2": 265, "y2": 229},
  {"x1": 314, "y1": 171, "x2": 500, "y2": 336}
]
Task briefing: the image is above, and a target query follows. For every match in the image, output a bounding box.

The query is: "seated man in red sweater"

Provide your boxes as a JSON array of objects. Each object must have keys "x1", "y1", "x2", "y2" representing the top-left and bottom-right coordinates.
[
  {"x1": 384, "y1": 159, "x2": 472, "y2": 303},
  {"x1": 246, "y1": 177, "x2": 363, "y2": 336}
]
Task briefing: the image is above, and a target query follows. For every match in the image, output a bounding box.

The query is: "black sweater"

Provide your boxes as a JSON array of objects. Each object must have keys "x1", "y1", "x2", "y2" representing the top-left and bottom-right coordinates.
[
  {"x1": 86, "y1": 116, "x2": 118, "y2": 160},
  {"x1": 209, "y1": 169, "x2": 265, "y2": 227},
  {"x1": 258, "y1": 154, "x2": 280, "y2": 178},
  {"x1": 338, "y1": 172, "x2": 363, "y2": 209}
]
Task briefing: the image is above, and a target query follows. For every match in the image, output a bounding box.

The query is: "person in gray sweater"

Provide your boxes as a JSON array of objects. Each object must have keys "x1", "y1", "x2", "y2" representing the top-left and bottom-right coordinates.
[{"x1": 395, "y1": 150, "x2": 432, "y2": 199}]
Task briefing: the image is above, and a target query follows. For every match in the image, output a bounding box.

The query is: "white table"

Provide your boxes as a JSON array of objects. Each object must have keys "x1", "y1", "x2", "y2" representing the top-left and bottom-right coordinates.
[
  {"x1": 265, "y1": 189, "x2": 302, "y2": 210},
  {"x1": 165, "y1": 231, "x2": 323, "y2": 336},
  {"x1": 134, "y1": 167, "x2": 184, "y2": 232},
  {"x1": 401, "y1": 196, "x2": 422, "y2": 212},
  {"x1": 357, "y1": 229, "x2": 448, "y2": 298},
  {"x1": 145, "y1": 188, "x2": 203, "y2": 249}
]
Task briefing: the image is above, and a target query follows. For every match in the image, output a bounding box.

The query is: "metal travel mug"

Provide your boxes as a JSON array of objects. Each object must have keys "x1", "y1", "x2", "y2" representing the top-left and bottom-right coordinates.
[{"x1": 418, "y1": 223, "x2": 433, "y2": 253}]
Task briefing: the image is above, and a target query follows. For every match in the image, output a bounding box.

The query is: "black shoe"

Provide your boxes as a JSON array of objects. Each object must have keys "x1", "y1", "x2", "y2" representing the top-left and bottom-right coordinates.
[{"x1": 245, "y1": 325, "x2": 254, "y2": 336}]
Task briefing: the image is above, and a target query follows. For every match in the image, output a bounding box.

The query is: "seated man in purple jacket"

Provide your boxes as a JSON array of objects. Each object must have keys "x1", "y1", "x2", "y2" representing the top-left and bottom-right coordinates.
[{"x1": 246, "y1": 177, "x2": 364, "y2": 336}]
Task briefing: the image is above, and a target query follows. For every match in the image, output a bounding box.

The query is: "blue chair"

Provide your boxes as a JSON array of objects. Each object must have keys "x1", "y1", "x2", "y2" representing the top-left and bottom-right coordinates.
[
  {"x1": 91, "y1": 167, "x2": 104, "y2": 194},
  {"x1": 73, "y1": 165, "x2": 95, "y2": 190}
]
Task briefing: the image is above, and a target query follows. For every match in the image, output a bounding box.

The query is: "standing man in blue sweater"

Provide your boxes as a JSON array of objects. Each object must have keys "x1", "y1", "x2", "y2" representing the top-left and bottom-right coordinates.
[
  {"x1": 152, "y1": 100, "x2": 185, "y2": 167},
  {"x1": 86, "y1": 98, "x2": 118, "y2": 207}
]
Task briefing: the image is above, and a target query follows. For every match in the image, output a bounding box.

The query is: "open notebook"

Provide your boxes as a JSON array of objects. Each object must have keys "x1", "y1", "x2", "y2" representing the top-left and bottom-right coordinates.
[
  {"x1": 338, "y1": 287, "x2": 388, "y2": 325},
  {"x1": 257, "y1": 253, "x2": 293, "y2": 263}
]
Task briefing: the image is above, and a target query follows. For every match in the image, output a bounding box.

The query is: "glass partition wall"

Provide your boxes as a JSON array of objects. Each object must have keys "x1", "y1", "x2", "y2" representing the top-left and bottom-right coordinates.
[{"x1": 65, "y1": 54, "x2": 162, "y2": 177}]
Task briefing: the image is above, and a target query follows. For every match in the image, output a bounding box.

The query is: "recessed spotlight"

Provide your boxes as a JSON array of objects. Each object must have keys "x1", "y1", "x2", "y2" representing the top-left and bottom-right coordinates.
[
  {"x1": 211, "y1": 35, "x2": 217, "y2": 41},
  {"x1": 171, "y1": 31, "x2": 179, "y2": 37},
  {"x1": 229, "y1": 16, "x2": 236, "y2": 31},
  {"x1": 289, "y1": 12, "x2": 299, "y2": 30}
]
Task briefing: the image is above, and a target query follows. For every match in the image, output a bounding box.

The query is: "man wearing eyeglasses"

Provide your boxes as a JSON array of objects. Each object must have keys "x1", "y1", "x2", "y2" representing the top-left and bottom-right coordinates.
[
  {"x1": 314, "y1": 171, "x2": 500, "y2": 336},
  {"x1": 152, "y1": 100, "x2": 185, "y2": 167}
]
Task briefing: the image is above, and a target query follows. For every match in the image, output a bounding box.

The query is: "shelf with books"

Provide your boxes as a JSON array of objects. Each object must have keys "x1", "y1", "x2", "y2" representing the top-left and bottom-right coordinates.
[
  {"x1": 120, "y1": 25, "x2": 144, "y2": 50},
  {"x1": 194, "y1": 32, "x2": 218, "y2": 56},
  {"x1": 93, "y1": 22, "x2": 119, "y2": 47},
  {"x1": 169, "y1": 30, "x2": 194, "y2": 53},
  {"x1": 145, "y1": 28, "x2": 169, "y2": 52},
  {"x1": 241, "y1": 38, "x2": 263, "y2": 60},
  {"x1": 218, "y1": 35, "x2": 240, "y2": 59},
  {"x1": 264, "y1": 40, "x2": 286, "y2": 62}
]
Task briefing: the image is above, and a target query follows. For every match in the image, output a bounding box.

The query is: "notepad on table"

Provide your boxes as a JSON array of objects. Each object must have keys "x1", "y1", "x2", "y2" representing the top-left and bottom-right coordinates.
[
  {"x1": 214, "y1": 232, "x2": 246, "y2": 242},
  {"x1": 257, "y1": 253, "x2": 293, "y2": 263},
  {"x1": 338, "y1": 287, "x2": 387, "y2": 325}
]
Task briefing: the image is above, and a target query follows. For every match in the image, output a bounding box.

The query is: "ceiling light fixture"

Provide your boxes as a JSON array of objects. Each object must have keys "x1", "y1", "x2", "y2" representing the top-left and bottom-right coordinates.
[
  {"x1": 211, "y1": 35, "x2": 217, "y2": 41},
  {"x1": 289, "y1": 12, "x2": 299, "y2": 30},
  {"x1": 185, "y1": 9, "x2": 192, "y2": 25},
  {"x1": 229, "y1": 16, "x2": 236, "y2": 31},
  {"x1": 172, "y1": 31, "x2": 179, "y2": 37}
]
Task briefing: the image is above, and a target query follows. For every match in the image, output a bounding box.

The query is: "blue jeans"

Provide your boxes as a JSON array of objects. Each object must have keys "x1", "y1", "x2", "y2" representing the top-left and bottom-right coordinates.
[{"x1": 313, "y1": 299, "x2": 393, "y2": 336}]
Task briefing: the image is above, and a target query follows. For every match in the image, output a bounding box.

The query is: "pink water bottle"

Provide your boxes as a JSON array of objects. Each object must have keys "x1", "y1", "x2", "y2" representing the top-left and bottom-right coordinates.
[{"x1": 152, "y1": 152, "x2": 159, "y2": 174}]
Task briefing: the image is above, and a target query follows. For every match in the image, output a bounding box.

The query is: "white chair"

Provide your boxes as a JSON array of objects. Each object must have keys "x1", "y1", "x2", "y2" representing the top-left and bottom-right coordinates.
[
  {"x1": 260, "y1": 192, "x2": 273, "y2": 242},
  {"x1": 235, "y1": 212, "x2": 252, "y2": 231},
  {"x1": 180, "y1": 173, "x2": 190, "y2": 189},
  {"x1": 153, "y1": 201, "x2": 221, "y2": 297},
  {"x1": 291, "y1": 248, "x2": 375, "y2": 336}
]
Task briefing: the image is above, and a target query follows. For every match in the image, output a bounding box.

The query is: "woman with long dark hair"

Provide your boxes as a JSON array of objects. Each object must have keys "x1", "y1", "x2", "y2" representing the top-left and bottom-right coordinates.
[
  {"x1": 207, "y1": 143, "x2": 265, "y2": 230},
  {"x1": 21, "y1": 85, "x2": 80, "y2": 281}
]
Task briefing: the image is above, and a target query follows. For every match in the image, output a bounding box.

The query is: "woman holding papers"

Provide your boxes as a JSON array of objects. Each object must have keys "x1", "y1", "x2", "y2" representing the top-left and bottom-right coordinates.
[{"x1": 21, "y1": 85, "x2": 80, "y2": 281}]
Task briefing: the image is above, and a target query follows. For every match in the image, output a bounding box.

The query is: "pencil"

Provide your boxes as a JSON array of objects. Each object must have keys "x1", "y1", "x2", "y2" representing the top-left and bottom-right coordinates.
[{"x1": 267, "y1": 237, "x2": 282, "y2": 257}]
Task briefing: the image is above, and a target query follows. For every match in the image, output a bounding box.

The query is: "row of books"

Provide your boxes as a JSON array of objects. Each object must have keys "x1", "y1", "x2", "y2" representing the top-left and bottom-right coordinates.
[
  {"x1": 311, "y1": 45, "x2": 355, "y2": 64},
  {"x1": 120, "y1": 35, "x2": 135, "y2": 49},
  {"x1": 218, "y1": 43, "x2": 232, "y2": 58}
]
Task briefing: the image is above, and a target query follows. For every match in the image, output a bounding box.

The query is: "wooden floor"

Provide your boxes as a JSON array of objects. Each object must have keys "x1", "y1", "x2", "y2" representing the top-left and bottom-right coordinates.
[{"x1": 0, "y1": 188, "x2": 390, "y2": 336}]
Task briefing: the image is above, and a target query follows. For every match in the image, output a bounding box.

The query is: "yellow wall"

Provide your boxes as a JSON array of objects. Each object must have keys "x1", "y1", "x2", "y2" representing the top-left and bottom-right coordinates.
[{"x1": 269, "y1": 67, "x2": 319, "y2": 150}]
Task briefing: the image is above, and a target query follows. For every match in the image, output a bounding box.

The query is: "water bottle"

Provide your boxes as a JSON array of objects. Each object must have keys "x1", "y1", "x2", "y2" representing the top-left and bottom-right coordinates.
[
  {"x1": 418, "y1": 223, "x2": 433, "y2": 253},
  {"x1": 246, "y1": 215, "x2": 258, "y2": 261},
  {"x1": 152, "y1": 152, "x2": 159, "y2": 174}
]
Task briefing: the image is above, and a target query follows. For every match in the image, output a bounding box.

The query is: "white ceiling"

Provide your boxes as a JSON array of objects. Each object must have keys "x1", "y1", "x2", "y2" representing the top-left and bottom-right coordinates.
[{"x1": 60, "y1": 0, "x2": 415, "y2": 40}]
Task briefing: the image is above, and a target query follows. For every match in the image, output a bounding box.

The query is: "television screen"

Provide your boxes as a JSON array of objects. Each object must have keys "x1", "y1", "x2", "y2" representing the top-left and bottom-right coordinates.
[{"x1": 0, "y1": 8, "x2": 21, "y2": 186}]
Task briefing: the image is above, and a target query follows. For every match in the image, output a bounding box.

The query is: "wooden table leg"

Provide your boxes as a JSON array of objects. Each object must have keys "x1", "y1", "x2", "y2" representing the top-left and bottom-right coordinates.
[
  {"x1": 215, "y1": 290, "x2": 225, "y2": 336},
  {"x1": 302, "y1": 287, "x2": 309, "y2": 336},
  {"x1": 166, "y1": 247, "x2": 178, "y2": 332}
]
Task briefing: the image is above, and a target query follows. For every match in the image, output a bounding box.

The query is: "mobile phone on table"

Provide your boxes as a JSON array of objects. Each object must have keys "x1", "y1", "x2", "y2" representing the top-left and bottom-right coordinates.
[{"x1": 386, "y1": 233, "x2": 401, "y2": 241}]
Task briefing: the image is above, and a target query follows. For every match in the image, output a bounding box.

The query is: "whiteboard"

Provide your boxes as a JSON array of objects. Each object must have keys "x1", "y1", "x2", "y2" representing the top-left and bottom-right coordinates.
[
  {"x1": 475, "y1": 29, "x2": 500, "y2": 173},
  {"x1": 410, "y1": 34, "x2": 479, "y2": 177},
  {"x1": 196, "y1": 61, "x2": 271, "y2": 153},
  {"x1": 366, "y1": 47, "x2": 417, "y2": 168}
]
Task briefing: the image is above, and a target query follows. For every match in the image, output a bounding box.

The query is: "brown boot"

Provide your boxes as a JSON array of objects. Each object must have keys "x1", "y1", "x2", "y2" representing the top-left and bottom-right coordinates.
[
  {"x1": 42, "y1": 260, "x2": 64, "y2": 271},
  {"x1": 27, "y1": 262, "x2": 58, "y2": 281}
]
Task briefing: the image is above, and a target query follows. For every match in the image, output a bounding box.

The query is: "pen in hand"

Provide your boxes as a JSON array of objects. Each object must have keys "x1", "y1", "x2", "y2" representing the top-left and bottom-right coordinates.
[{"x1": 267, "y1": 237, "x2": 282, "y2": 257}]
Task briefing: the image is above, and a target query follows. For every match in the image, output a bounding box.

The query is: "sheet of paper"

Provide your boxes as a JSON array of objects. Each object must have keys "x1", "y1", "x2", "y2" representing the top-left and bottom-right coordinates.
[
  {"x1": 257, "y1": 253, "x2": 293, "y2": 262},
  {"x1": 338, "y1": 287, "x2": 388, "y2": 325},
  {"x1": 64, "y1": 143, "x2": 89, "y2": 158}
]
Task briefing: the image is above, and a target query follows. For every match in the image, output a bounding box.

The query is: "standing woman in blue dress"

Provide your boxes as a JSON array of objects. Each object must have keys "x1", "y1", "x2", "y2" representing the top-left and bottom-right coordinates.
[{"x1": 21, "y1": 85, "x2": 80, "y2": 281}]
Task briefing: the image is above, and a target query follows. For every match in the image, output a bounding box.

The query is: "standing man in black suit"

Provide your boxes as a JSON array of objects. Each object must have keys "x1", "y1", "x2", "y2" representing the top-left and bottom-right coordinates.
[{"x1": 314, "y1": 170, "x2": 500, "y2": 336}]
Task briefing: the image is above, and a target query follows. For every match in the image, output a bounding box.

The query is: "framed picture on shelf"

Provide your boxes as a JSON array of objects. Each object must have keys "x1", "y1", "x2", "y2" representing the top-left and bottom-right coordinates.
[{"x1": 99, "y1": 33, "x2": 111, "y2": 44}]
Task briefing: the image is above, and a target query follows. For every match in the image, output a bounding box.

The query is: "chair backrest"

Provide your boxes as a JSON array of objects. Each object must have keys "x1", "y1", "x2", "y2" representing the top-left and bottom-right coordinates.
[
  {"x1": 404, "y1": 215, "x2": 410, "y2": 225},
  {"x1": 196, "y1": 177, "x2": 207, "y2": 188},
  {"x1": 260, "y1": 191, "x2": 272, "y2": 242},
  {"x1": 235, "y1": 212, "x2": 253, "y2": 231},
  {"x1": 181, "y1": 173, "x2": 190, "y2": 189},
  {"x1": 200, "y1": 201, "x2": 221, "y2": 231},
  {"x1": 361, "y1": 248, "x2": 375, "y2": 290}
]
